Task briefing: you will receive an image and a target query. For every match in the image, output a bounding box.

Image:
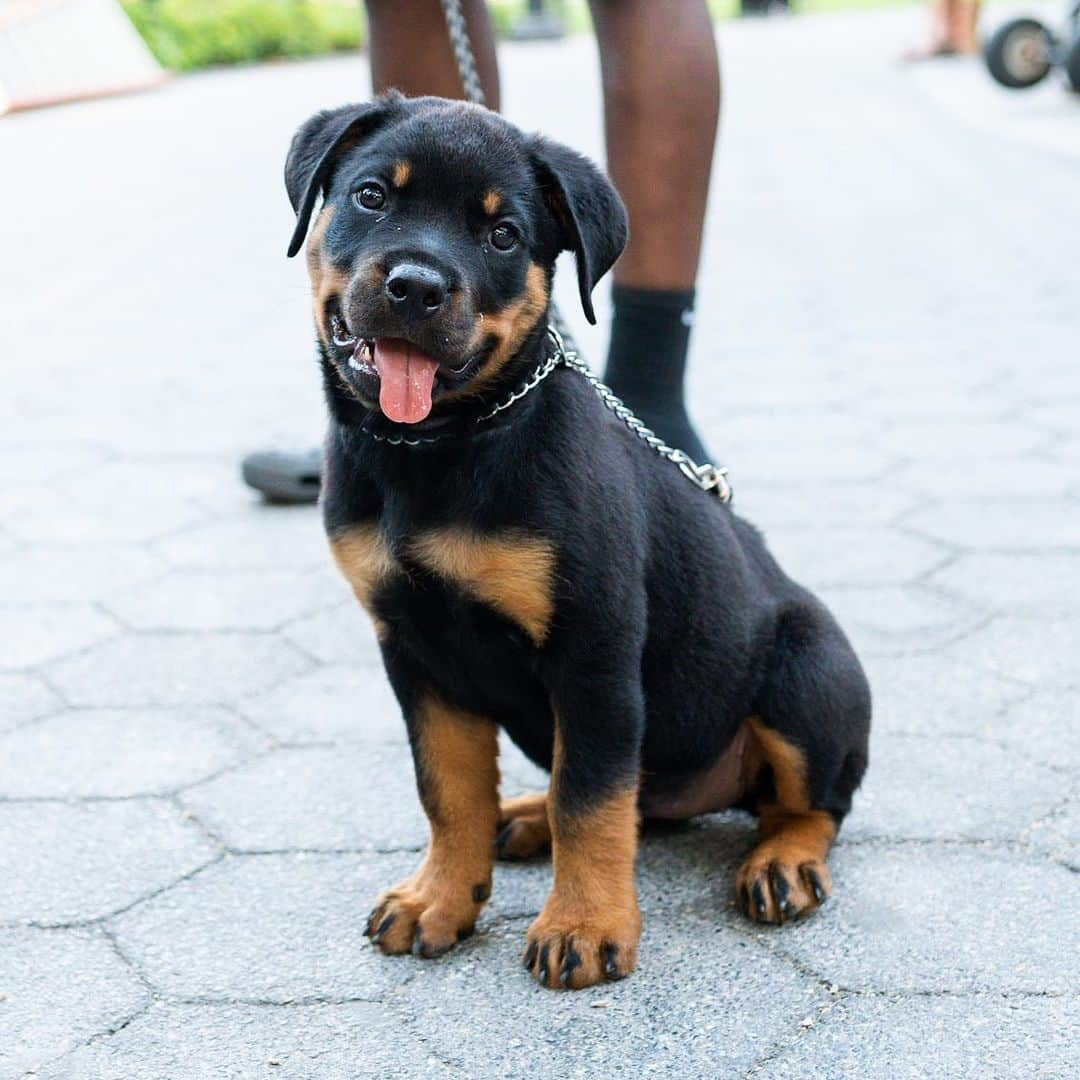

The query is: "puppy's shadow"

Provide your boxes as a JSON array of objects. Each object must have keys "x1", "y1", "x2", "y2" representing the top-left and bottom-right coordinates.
[
  {"x1": 637, "y1": 811, "x2": 756, "y2": 917},
  {"x1": 487, "y1": 810, "x2": 757, "y2": 924}
]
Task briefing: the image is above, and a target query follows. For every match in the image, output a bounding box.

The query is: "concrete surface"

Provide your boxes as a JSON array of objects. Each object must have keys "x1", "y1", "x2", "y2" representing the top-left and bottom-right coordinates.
[{"x1": 1, "y1": 6, "x2": 1078, "y2": 1078}]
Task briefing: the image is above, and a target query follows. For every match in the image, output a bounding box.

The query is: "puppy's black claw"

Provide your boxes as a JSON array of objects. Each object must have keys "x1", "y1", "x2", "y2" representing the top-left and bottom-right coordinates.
[
  {"x1": 523, "y1": 941, "x2": 538, "y2": 970},
  {"x1": 472, "y1": 882, "x2": 490, "y2": 903},
  {"x1": 364, "y1": 906, "x2": 383, "y2": 938},
  {"x1": 751, "y1": 880, "x2": 768, "y2": 919},
  {"x1": 560, "y1": 942, "x2": 581, "y2": 986},
  {"x1": 602, "y1": 943, "x2": 620, "y2": 979},
  {"x1": 371, "y1": 912, "x2": 396, "y2": 945},
  {"x1": 411, "y1": 925, "x2": 424, "y2": 957},
  {"x1": 738, "y1": 883, "x2": 751, "y2": 915},
  {"x1": 494, "y1": 824, "x2": 514, "y2": 854},
  {"x1": 804, "y1": 867, "x2": 827, "y2": 905},
  {"x1": 537, "y1": 944, "x2": 550, "y2": 986},
  {"x1": 770, "y1": 864, "x2": 790, "y2": 920}
]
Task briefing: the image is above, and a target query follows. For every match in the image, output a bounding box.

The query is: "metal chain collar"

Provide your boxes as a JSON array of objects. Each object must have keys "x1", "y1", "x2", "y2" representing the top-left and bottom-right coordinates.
[{"x1": 361, "y1": 347, "x2": 559, "y2": 447}]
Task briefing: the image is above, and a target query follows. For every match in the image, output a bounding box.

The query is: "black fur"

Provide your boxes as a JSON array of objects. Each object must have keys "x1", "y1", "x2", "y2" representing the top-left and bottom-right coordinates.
[
  {"x1": 287, "y1": 95, "x2": 870, "y2": 835},
  {"x1": 527, "y1": 135, "x2": 628, "y2": 324},
  {"x1": 285, "y1": 95, "x2": 402, "y2": 258}
]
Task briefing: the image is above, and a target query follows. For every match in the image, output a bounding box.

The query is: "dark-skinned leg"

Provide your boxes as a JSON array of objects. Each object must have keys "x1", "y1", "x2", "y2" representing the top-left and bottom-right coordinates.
[
  {"x1": 588, "y1": 0, "x2": 720, "y2": 463},
  {"x1": 241, "y1": 0, "x2": 500, "y2": 502},
  {"x1": 366, "y1": 0, "x2": 500, "y2": 104}
]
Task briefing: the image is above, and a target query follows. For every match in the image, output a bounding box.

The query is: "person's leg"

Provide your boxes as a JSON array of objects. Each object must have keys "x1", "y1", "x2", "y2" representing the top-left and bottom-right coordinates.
[
  {"x1": 949, "y1": 0, "x2": 981, "y2": 54},
  {"x1": 588, "y1": 0, "x2": 720, "y2": 463},
  {"x1": 242, "y1": 1, "x2": 499, "y2": 502},
  {"x1": 366, "y1": 0, "x2": 500, "y2": 105},
  {"x1": 936, "y1": 0, "x2": 958, "y2": 51},
  {"x1": 902, "y1": 0, "x2": 961, "y2": 60}
]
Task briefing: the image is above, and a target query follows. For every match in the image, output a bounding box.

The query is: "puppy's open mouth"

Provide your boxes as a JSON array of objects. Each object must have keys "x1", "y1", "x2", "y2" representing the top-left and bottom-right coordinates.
[{"x1": 330, "y1": 313, "x2": 441, "y2": 424}]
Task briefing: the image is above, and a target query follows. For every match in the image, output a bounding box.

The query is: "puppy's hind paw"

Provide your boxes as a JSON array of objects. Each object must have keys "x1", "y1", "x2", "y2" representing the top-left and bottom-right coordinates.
[
  {"x1": 735, "y1": 856, "x2": 831, "y2": 925},
  {"x1": 495, "y1": 792, "x2": 551, "y2": 861}
]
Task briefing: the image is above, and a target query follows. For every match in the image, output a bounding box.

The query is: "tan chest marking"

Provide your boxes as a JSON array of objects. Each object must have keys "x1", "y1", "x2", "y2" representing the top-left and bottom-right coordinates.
[
  {"x1": 329, "y1": 525, "x2": 397, "y2": 632},
  {"x1": 409, "y1": 528, "x2": 556, "y2": 646}
]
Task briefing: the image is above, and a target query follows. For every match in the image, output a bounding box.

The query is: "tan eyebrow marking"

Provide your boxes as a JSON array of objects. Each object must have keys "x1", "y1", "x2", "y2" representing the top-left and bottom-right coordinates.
[
  {"x1": 482, "y1": 189, "x2": 502, "y2": 216},
  {"x1": 392, "y1": 161, "x2": 411, "y2": 188}
]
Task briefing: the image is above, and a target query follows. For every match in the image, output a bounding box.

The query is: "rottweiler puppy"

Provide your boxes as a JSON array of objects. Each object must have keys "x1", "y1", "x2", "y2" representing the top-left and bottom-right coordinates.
[{"x1": 285, "y1": 92, "x2": 871, "y2": 990}]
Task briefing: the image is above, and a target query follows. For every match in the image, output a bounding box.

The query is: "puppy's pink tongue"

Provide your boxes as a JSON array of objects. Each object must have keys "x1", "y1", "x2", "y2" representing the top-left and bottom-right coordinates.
[{"x1": 373, "y1": 339, "x2": 439, "y2": 424}]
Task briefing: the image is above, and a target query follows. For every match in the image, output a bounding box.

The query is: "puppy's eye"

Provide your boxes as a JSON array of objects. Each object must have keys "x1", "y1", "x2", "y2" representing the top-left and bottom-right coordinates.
[
  {"x1": 353, "y1": 183, "x2": 386, "y2": 211},
  {"x1": 490, "y1": 223, "x2": 518, "y2": 251}
]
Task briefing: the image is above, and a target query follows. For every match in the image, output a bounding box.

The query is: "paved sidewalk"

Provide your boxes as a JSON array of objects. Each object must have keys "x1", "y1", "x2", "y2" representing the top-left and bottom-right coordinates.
[{"x1": 2, "y1": 8, "x2": 1078, "y2": 1078}]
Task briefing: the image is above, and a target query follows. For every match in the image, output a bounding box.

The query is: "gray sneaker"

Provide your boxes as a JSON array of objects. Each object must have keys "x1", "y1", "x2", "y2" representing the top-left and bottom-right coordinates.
[{"x1": 241, "y1": 448, "x2": 322, "y2": 504}]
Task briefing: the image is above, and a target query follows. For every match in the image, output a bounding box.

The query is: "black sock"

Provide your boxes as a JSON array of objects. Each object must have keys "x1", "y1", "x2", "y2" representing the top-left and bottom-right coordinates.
[{"x1": 602, "y1": 285, "x2": 710, "y2": 464}]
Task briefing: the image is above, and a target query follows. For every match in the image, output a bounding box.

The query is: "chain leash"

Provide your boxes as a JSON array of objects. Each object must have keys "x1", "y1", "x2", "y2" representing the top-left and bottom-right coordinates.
[
  {"x1": 543, "y1": 328, "x2": 732, "y2": 502},
  {"x1": 439, "y1": 0, "x2": 487, "y2": 106}
]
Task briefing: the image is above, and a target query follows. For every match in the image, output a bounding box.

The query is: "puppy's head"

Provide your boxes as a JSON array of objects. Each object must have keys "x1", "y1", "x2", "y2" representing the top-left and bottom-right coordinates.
[{"x1": 285, "y1": 94, "x2": 627, "y2": 424}]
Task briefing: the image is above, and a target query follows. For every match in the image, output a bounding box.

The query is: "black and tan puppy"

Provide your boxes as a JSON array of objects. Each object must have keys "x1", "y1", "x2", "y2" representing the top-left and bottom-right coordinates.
[{"x1": 285, "y1": 93, "x2": 871, "y2": 990}]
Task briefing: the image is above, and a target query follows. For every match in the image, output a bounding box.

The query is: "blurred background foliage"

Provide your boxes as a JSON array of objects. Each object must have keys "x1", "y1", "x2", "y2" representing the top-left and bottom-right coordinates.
[
  {"x1": 121, "y1": 1, "x2": 364, "y2": 70},
  {"x1": 122, "y1": 0, "x2": 910, "y2": 72}
]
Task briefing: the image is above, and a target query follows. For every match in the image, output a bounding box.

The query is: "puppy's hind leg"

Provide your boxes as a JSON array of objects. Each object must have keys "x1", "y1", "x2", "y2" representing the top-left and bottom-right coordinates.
[
  {"x1": 496, "y1": 791, "x2": 551, "y2": 860},
  {"x1": 735, "y1": 601, "x2": 870, "y2": 924}
]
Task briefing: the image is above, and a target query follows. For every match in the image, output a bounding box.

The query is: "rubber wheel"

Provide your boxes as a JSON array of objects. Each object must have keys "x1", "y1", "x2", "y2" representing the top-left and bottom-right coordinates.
[
  {"x1": 1066, "y1": 36, "x2": 1080, "y2": 92},
  {"x1": 984, "y1": 19, "x2": 1054, "y2": 88}
]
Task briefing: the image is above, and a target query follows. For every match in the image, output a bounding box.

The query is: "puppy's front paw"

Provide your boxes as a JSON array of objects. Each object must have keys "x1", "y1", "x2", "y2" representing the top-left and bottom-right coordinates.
[
  {"x1": 523, "y1": 900, "x2": 641, "y2": 989},
  {"x1": 365, "y1": 874, "x2": 488, "y2": 958},
  {"x1": 735, "y1": 854, "x2": 831, "y2": 925}
]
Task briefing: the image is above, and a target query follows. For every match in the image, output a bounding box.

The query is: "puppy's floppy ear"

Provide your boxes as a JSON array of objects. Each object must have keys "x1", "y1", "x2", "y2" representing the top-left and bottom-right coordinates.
[
  {"x1": 284, "y1": 93, "x2": 402, "y2": 258},
  {"x1": 529, "y1": 136, "x2": 628, "y2": 325}
]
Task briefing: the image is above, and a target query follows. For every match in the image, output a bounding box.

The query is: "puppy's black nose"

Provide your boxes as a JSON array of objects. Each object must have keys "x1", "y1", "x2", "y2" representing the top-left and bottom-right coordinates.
[{"x1": 384, "y1": 264, "x2": 447, "y2": 319}]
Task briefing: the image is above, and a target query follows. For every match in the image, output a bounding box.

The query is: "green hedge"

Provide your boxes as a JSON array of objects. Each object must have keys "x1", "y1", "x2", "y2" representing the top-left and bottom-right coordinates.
[
  {"x1": 124, "y1": 0, "x2": 910, "y2": 73},
  {"x1": 122, "y1": 1, "x2": 365, "y2": 71},
  {"x1": 122, "y1": 0, "x2": 531, "y2": 71}
]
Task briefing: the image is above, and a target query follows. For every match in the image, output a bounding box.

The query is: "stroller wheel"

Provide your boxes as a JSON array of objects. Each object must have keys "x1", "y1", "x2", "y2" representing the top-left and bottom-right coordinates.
[
  {"x1": 1066, "y1": 36, "x2": 1080, "y2": 92},
  {"x1": 985, "y1": 18, "x2": 1055, "y2": 88}
]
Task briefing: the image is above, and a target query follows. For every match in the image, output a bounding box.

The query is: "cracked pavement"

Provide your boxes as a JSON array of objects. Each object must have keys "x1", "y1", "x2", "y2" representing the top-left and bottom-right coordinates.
[{"x1": 1, "y1": 8, "x2": 1077, "y2": 1078}]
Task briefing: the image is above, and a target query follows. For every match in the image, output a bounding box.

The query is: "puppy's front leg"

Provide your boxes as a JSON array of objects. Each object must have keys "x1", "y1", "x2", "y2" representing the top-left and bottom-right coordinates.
[
  {"x1": 366, "y1": 694, "x2": 499, "y2": 958},
  {"x1": 525, "y1": 663, "x2": 644, "y2": 989}
]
